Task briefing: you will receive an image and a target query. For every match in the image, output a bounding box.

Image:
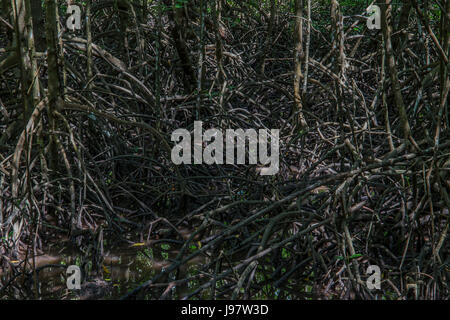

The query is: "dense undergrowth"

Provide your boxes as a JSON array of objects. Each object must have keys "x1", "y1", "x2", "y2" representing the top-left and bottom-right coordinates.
[{"x1": 0, "y1": 0, "x2": 449, "y2": 299}]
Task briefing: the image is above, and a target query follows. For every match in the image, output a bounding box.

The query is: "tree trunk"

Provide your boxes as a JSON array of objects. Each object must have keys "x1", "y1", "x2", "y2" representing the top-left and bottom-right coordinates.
[
  {"x1": 258, "y1": 0, "x2": 277, "y2": 75},
  {"x1": 381, "y1": 0, "x2": 411, "y2": 140},
  {"x1": 30, "y1": 0, "x2": 45, "y2": 52},
  {"x1": 213, "y1": 0, "x2": 225, "y2": 84},
  {"x1": 293, "y1": 0, "x2": 307, "y2": 128},
  {"x1": 12, "y1": 0, "x2": 39, "y2": 120},
  {"x1": 86, "y1": 0, "x2": 93, "y2": 90},
  {"x1": 45, "y1": 0, "x2": 60, "y2": 172},
  {"x1": 164, "y1": 0, "x2": 196, "y2": 93}
]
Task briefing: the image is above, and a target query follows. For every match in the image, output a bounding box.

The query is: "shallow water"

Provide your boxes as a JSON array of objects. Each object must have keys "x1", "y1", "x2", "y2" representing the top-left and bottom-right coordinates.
[{"x1": 0, "y1": 243, "x2": 206, "y2": 300}]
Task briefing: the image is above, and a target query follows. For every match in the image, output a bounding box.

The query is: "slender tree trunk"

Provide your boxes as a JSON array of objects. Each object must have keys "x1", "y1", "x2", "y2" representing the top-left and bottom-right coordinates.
[
  {"x1": 439, "y1": 0, "x2": 449, "y2": 117},
  {"x1": 213, "y1": 0, "x2": 225, "y2": 84},
  {"x1": 259, "y1": 0, "x2": 277, "y2": 75},
  {"x1": 155, "y1": 0, "x2": 162, "y2": 129},
  {"x1": 381, "y1": 0, "x2": 411, "y2": 140},
  {"x1": 45, "y1": 0, "x2": 60, "y2": 172},
  {"x1": 86, "y1": 0, "x2": 93, "y2": 90},
  {"x1": 30, "y1": 0, "x2": 44, "y2": 52},
  {"x1": 293, "y1": 0, "x2": 307, "y2": 128},
  {"x1": 164, "y1": 0, "x2": 196, "y2": 93},
  {"x1": 302, "y1": 0, "x2": 310, "y2": 94},
  {"x1": 116, "y1": 0, "x2": 130, "y2": 59},
  {"x1": 196, "y1": 0, "x2": 206, "y2": 120},
  {"x1": 331, "y1": 0, "x2": 347, "y2": 151},
  {"x1": 12, "y1": 0, "x2": 39, "y2": 121},
  {"x1": 394, "y1": 0, "x2": 411, "y2": 52},
  {"x1": 129, "y1": 2, "x2": 145, "y2": 76},
  {"x1": 332, "y1": 0, "x2": 346, "y2": 80}
]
